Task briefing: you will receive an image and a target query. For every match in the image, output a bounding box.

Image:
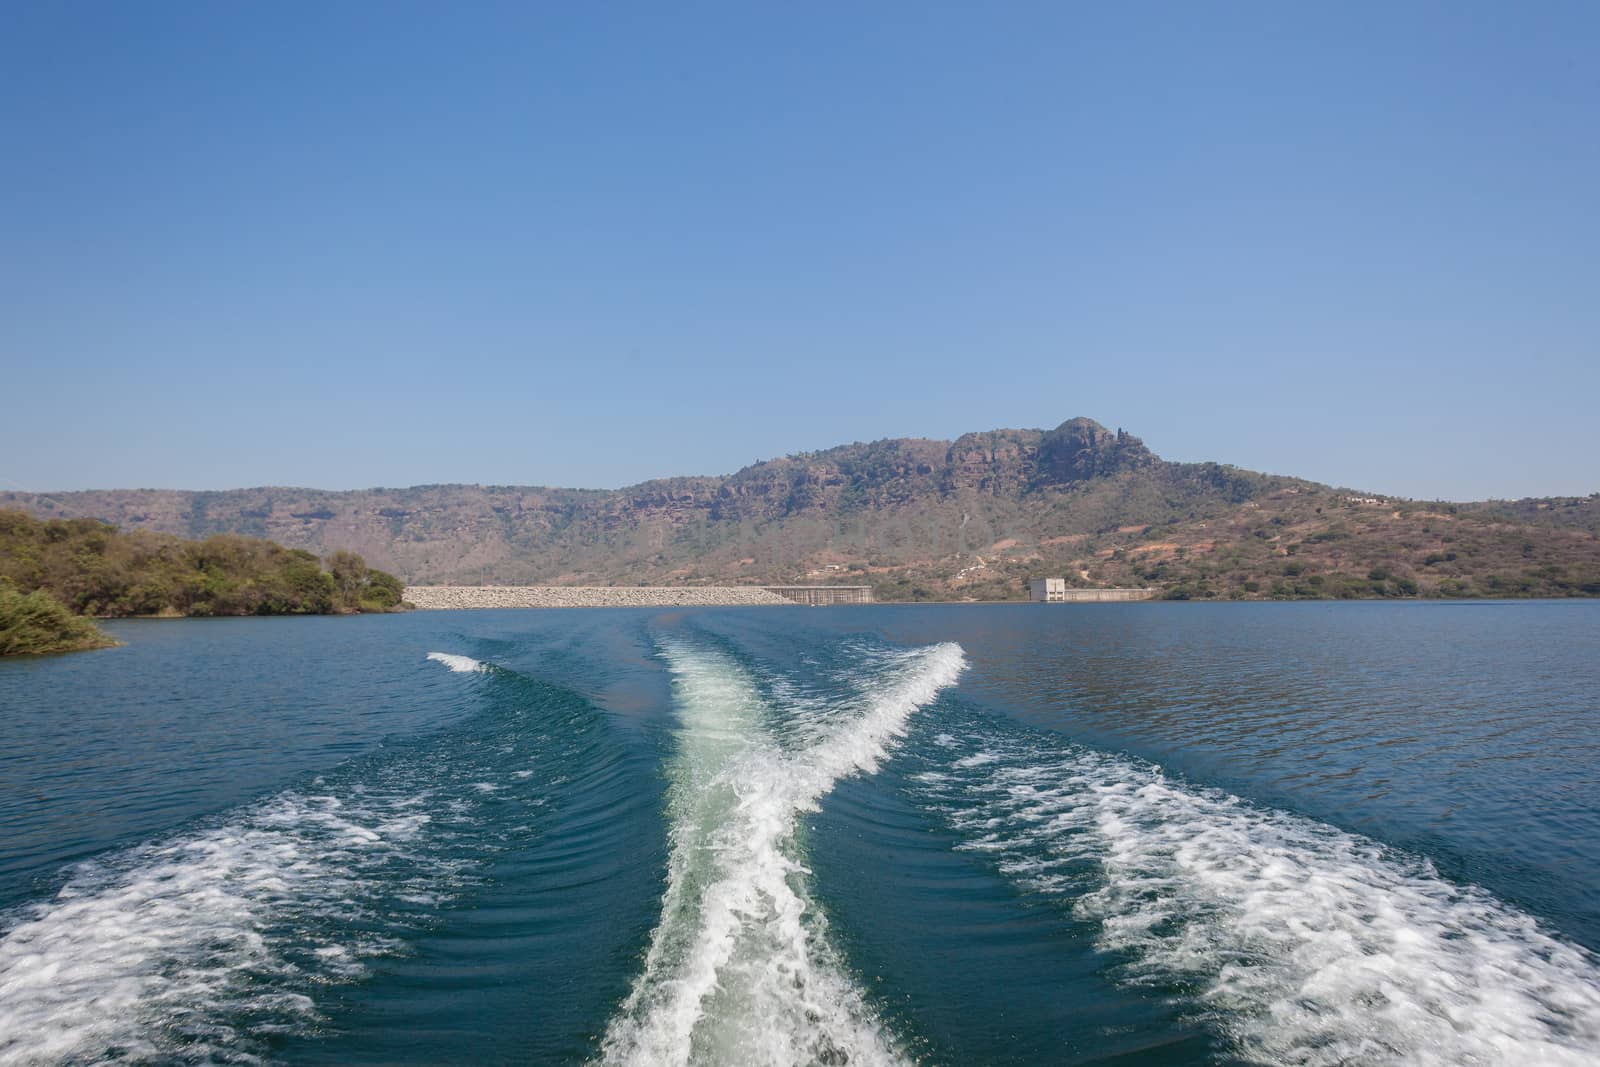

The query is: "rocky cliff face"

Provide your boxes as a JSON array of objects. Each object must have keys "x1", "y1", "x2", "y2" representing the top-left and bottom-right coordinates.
[
  {"x1": 1034, "y1": 419, "x2": 1157, "y2": 485},
  {"x1": 943, "y1": 429, "x2": 1043, "y2": 494}
]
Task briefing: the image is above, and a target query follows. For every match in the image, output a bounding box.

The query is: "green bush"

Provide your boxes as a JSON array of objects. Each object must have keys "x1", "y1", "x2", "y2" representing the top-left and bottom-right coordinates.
[
  {"x1": 359, "y1": 568, "x2": 406, "y2": 610},
  {"x1": 327, "y1": 549, "x2": 405, "y2": 611},
  {"x1": 0, "y1": 582, "x2": 118, "y2": 656}
]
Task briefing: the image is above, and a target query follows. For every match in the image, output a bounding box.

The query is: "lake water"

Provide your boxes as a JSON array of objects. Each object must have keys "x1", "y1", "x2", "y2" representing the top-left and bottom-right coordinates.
[{"x1": 2, "y1": 603, "x2": 1597, "y2": 1065}]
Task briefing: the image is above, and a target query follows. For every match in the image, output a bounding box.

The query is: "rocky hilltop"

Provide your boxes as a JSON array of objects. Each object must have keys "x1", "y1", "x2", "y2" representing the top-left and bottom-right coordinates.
[{"x1": 8, "y1": 417, "x2": 1599, "y2": 601}]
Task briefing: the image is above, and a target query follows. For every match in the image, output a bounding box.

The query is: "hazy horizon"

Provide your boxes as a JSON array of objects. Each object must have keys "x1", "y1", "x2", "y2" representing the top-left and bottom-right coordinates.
[{"x1": 5, "y1": 412, "x2": 1595, "y2": 504}]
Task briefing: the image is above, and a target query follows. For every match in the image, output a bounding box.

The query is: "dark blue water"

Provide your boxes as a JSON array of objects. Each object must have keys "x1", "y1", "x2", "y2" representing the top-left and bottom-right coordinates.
[{"x1": 1, "y1": 603, "x2": 1597, "y2": 1065}]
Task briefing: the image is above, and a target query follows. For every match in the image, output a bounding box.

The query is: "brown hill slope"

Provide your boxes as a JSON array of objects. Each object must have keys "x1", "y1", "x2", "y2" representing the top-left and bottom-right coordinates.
[{"x1": 6, "y1": 418, "x2": 1597, "y2": 600}]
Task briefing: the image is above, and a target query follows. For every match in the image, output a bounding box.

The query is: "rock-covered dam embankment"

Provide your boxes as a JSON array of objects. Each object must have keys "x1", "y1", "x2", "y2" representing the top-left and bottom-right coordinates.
[{"x1": 404, "y1": 586, "x2": 795, "y2": 609}]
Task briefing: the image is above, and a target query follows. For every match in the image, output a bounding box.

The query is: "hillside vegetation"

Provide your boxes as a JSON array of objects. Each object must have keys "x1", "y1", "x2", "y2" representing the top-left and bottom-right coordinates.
[
  {"x1": 0, "y1": 510, "x2": 406, "y2": 618},
  {"x1": 6, "y1": 418, "x2": 1597, "y2": 601},
  {"x1": 901, "y1": 487, "x2": 1600, "y2": 602}
]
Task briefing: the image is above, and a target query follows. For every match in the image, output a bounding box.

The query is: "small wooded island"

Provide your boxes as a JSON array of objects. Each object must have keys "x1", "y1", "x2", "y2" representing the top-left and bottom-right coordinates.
[{"x1": 0, "y1": 509, "x2": 406, "y2": 656}]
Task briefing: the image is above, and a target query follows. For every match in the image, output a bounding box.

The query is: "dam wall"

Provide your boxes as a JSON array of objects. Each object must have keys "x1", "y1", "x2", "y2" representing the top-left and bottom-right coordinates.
[
  {"x1": 1029, "y1": 584, "x2": 1157, "y2": 603},
  {"x1": 761, "y1": 585, "x2": 874, "y2": 606},
  {"x1": 404, "y1": 586, "x2": 795, "y2": 609},
  {"x1": 1049, "y1": 587, "x2": 1157, "y2": 602}
]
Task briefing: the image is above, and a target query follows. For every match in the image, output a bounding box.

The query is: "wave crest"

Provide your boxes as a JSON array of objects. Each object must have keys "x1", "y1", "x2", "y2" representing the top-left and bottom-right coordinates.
[{"x1": 426, "y1": 652, "x2": 486, "y2": 673}]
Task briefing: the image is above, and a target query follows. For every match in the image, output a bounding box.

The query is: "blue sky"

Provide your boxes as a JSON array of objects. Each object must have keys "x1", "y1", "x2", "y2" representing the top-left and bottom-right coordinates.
[{"x1": 2, "y1": 2, "x2": 1596, "y2": 500}]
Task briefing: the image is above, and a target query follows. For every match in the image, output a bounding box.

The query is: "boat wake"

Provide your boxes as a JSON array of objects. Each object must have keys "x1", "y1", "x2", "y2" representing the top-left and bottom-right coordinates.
[
  {"x1": 913, "y1": 727, "x2": 1600, "y2": 1066},
  {"x1": 0, "y1": 789, "x2": 452, "y2": 1065},
  {"x1": 598, "y1": 638, "x2": 967, "y2": 1067},
  {"x1": 0, "y1": 653, "x2": 549, "y2": 1066}
]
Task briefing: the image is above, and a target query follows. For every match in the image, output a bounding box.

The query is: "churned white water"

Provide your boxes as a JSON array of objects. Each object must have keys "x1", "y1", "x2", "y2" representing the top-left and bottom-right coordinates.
[
  {"x1": 917, "y1": 731, "x2": 1600, "y2": 1067},
  {"x1": 598, "y1": 640, "x2": 967, "y2": 1067},
  {"x1": 0, "y1": 791, "x2": 444, "y2": 1065},
  {"x1": 0, "y1": 657, "x2": 512, "y2": 1066},
  {"x1": 426, "y1": 652, "x2": 487, "y2": 673}
]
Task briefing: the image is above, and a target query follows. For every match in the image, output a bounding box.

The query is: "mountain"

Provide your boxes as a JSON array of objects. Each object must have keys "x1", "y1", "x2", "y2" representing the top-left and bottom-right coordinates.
[{"x1": 6, "y1": 418, "x2": 1599, "y2": 600}]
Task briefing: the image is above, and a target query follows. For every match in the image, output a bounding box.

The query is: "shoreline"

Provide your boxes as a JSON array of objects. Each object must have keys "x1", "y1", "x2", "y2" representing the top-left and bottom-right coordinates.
[{"x1": 401, "y1": 588, "x2": 1600, "y2": 610}]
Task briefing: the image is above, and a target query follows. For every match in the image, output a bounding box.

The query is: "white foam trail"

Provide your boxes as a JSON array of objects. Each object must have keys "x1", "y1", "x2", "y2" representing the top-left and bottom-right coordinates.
[
  {"x1": 920, "y1": 734, "x2": 1600, "y2": 1066},
  {"x1": 426, "y1": 652, "x2": 486, "y2": 673},
  {"x1": 599, "y1": 640, "x2": 966, "y2": 1067},
  {"x1": 0, "y1": 791, "x2": 457, "y2": 1065}
]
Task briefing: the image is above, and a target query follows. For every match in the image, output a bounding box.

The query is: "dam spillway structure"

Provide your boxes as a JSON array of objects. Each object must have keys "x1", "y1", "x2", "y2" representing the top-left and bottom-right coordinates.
[
  {"x1": 761, "y1": 585, "x2": 874, "y2": 606},
  {"x1": 1028, "y1": 578, "x2": 1155, "y2": 603}
]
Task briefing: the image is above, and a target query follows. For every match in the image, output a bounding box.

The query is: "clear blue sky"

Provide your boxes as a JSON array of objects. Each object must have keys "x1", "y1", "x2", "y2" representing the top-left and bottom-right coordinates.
[{"x1": 3, "y1": 2, "x2": 1596, "y2": 500}]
